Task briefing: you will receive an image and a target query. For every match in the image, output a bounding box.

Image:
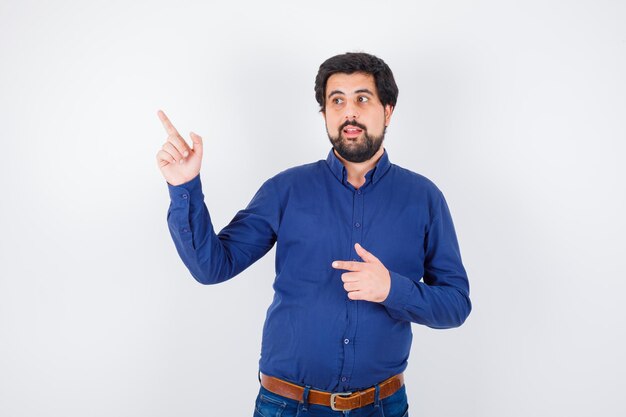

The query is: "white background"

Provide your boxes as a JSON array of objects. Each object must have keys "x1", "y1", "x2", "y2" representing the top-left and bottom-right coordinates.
[{"x1": 1, "y1": 1, "x2": 625, "y2": 416}]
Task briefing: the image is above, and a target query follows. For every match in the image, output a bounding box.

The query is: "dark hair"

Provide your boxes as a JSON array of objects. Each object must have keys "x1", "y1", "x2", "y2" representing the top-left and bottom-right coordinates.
[{"x1": 314, "y1": 52, "x2": 399, "y2": 113}]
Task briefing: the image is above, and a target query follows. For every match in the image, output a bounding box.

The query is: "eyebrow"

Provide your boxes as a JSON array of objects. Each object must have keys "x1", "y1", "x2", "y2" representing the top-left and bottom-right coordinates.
[{"x1": 327, "y1": 88, "x2": 375, "y2": 99}]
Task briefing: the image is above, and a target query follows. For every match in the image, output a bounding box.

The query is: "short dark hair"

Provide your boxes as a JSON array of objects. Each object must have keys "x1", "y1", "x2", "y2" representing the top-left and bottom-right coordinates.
[{"x1": 314, "y1": 52, "x2": 399, "y2": 113}]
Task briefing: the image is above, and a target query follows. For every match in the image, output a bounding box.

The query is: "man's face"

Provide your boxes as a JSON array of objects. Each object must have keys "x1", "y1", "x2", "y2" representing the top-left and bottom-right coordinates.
[{"x1": 323, "y1": 72, "x2": 393, "y2": 163}]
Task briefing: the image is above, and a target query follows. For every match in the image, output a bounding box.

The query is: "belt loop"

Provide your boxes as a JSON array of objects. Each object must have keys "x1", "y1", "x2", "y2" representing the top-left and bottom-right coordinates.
[
  {"x1": 301, "y1": 385, "x2": 311, "y2": 411},
  {"x1": 375, "y1": 383, "x2": 387, "y2": 417},
  {"x1": 374, "y1": 383, "x2": 381, "y2": 407}
]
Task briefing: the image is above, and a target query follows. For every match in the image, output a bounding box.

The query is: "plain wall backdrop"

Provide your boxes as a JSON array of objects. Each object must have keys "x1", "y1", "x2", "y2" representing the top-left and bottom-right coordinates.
[{"x1": 1, "y1": 1, "x2": 625, "y2": 416}]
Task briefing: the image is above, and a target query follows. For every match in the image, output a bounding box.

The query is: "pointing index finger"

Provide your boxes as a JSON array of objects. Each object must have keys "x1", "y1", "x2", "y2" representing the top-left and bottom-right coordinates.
[
  {"x1": 332, "y1": 260, "x2": 363, "y2": 271},
  {"x1": 157, "y1": 109, "x2": 180, "y2": 137}
]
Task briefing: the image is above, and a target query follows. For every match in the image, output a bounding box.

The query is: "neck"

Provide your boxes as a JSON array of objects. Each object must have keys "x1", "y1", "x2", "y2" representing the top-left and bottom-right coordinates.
[{"x1": 333, "y1": 146, "x2": 385, "y2": 189}]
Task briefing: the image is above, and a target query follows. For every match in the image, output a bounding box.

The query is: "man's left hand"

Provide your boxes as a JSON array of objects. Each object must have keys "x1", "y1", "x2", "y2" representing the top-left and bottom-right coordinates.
[{"x1": 332, "y1": 243, "x2": 391, "y2": 303}]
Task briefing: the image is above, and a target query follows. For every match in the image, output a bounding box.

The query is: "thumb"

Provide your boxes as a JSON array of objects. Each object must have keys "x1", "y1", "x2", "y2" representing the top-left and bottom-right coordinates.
[
  {"x1": 190, "y1": 132, "x2": 203, "y2": 155},
  {"x1": 355, "y1": 243, "x2": 379, "y2": 264}
]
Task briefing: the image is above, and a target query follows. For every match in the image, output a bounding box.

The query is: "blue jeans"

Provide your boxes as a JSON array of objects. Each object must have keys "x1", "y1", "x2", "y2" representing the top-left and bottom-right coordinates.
[{"x1": 253, "y1": 383, "x2": 409, "y2": 417}]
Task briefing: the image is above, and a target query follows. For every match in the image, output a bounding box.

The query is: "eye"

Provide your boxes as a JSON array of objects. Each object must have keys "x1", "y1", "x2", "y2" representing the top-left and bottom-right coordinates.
[
  {"x1": 333, "y1": 97, "x2": 344, "y2": 104},
  {"x1": 358, "y1": 96, "x2": 369, "y2": 103}
]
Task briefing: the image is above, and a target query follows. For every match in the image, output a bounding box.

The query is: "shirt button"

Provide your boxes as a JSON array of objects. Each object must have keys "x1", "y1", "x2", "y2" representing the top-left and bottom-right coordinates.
[
  {"x1": 341, "y1": 377, "x2": 347, "y2": 382},
  {"x1": 357, "y1": 189, "x2": 362, "y2": 195},
  {"x1": 344, "y1": 338, "x2": 350, "y2": 344},
  {"x1": 182, "y1": 194, "x2": 188, "y2": 199},
  {"x1": 182, "y1": 228, "x2": 189, "y2": 233},
  {"x1": 354, "y1": 222, "x2": 361, "y2": 228}
]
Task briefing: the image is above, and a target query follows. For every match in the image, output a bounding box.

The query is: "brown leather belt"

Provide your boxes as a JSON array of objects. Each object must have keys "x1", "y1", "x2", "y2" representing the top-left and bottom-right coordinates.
[{"x1": 260, "y1": 373, "x2": 404, "y2": 411}]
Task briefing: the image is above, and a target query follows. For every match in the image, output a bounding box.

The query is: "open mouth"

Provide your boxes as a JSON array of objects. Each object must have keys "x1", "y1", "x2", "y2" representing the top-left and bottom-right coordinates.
[{"x1": 342, "y1": 126, "x2": 363, "y2": 137}]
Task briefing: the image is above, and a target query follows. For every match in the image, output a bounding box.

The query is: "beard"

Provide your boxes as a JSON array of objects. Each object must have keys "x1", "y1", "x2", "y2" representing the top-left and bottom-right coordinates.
[{"x1": 327, "y1": 120, "x2": 385, "y2": 163}]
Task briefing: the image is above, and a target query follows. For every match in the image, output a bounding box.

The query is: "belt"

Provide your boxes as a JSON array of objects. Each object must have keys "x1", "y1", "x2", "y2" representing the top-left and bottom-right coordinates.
[{"x1": 260, "y1": 373, "x2": 404, "y2": 411}]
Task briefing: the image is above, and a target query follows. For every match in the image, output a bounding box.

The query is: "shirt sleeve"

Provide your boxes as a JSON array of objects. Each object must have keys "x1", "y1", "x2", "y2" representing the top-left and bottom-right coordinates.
[
  {"x1": 380, "y1": 190, "x2": 472, "y2": 328},
  {"x1": 166, "y1": 173, "x2": 280, "y2": 285}
]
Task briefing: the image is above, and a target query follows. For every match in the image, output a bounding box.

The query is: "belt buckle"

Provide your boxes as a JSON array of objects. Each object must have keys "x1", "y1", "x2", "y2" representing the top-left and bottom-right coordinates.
[{"x1": 330, "y1": 391, "x2": 353, "y2": 411}]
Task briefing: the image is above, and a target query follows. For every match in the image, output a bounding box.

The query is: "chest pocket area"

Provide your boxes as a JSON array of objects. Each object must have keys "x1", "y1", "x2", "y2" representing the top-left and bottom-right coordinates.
[{"x1": 279, "y1": 203, "x2": 326, "y2": 246}]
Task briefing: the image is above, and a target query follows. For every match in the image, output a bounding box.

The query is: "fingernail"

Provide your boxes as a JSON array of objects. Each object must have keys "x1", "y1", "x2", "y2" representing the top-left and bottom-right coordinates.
[
  {"x1": 179, "y1": 159, "x2": 183, "y2": 164},
  {"x1": 183, "y1": 151, "x2": 189, "y2": 157},
  {"x1": 332, "y1": 262, "x2": 338, "y2": 268}
]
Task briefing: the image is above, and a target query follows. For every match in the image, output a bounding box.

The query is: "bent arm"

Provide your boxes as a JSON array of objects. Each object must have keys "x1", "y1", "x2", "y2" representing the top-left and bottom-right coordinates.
[
  {"x1": 166, "y1": 173, "x2": 280, "y2": 285},
  {"x1": 381, "y1": 191, "x2": 472, "y2": 328}
]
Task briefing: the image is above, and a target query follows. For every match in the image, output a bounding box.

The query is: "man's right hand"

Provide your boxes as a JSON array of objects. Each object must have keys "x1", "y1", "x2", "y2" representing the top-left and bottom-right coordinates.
[{"x1": 156, "y1": 109, "x2": 203, "y2": 186}]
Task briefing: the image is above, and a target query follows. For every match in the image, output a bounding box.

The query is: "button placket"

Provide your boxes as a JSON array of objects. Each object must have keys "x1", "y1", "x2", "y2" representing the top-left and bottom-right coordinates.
[{"x1": 339, "y1": 188, "x2": 365, "y2": 391}]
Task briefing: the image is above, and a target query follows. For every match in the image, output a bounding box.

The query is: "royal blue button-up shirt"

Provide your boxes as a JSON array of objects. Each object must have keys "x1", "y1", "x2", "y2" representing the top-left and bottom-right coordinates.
[{"x1": 166, "y1": 147, "x2": 471, "y2": 392}]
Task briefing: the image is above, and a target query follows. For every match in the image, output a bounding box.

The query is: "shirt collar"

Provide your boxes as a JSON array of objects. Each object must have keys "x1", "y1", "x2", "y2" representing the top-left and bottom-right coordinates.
[{"x1": 325, "y1": 147, "x2": 392, "y2": 186}]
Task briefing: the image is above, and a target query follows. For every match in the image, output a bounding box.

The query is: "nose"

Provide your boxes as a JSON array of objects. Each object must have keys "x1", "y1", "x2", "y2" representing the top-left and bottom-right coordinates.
[{"x1": 344, "y1": 101, "x2": 359, "y2": 120}]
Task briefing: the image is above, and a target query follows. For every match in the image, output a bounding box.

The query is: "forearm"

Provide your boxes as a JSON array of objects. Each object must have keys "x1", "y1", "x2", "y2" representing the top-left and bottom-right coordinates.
[
  {"x1": 381, "y1": 271, "x2": 472, "y2": 328},
  {"x1": 166, "y1": 173, "x2": 279, "y2": 285},
  {"x1": 167, "y1": 174, "x2": 237, "y2": 284}
]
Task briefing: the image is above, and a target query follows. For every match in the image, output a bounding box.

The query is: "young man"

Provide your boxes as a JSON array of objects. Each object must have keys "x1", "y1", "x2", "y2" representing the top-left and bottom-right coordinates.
[{"x1": 156, "y1": 52, "x2": 471, "y2": 417}]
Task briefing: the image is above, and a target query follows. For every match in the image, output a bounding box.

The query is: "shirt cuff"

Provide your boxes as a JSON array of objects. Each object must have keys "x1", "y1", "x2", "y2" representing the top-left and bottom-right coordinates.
[
  {"x1": 167, "y1": 173, "x2": 203, "y2": 203},
  {"x1": 380, "y1": 270, "x2": 414, "y2": 311}
]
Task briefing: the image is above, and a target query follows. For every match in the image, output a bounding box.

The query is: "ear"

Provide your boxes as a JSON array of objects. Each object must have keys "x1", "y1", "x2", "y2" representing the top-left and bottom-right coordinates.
[{"x1": 384, "y1": 104, "x2": 394, "y2": 126}]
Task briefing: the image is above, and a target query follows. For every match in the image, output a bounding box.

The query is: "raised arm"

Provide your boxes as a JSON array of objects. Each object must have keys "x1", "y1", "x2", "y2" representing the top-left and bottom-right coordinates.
[{"x1": 156, "y1": 110, "x2": 279, "y2": 285}]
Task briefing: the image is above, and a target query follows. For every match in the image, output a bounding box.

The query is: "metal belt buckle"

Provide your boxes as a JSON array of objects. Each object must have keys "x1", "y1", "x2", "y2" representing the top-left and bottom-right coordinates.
[{"x1": 330, "y1": 391, "x2": 353, "y2": 411}]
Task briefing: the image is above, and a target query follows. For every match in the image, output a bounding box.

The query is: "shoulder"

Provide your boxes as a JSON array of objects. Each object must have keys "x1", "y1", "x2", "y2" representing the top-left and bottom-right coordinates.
[
  {"x1": 385, "y1": 163, "x2": 450, "y2": 222},
  {"x1": 389, "y1": 163, "x2": 444, "y2": 199},
  {"x1": 266, "y1": 160, "x2": 326, "y2": 187}
]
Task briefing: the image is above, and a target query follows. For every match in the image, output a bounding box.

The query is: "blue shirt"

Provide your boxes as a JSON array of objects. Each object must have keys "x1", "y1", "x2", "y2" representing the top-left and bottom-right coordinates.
[{"x1": 166, "y1": 147, "x2": 471, "y2": 392}]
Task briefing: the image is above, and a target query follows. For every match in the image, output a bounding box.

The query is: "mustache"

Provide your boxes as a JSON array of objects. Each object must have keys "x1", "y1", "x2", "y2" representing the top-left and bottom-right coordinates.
[{"x1": 340, "y1": 120, "x2": 367, "y2": 131}]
